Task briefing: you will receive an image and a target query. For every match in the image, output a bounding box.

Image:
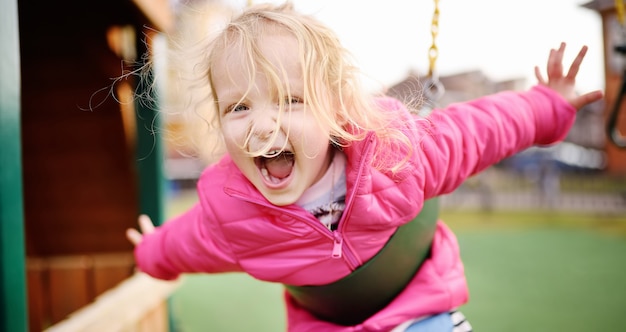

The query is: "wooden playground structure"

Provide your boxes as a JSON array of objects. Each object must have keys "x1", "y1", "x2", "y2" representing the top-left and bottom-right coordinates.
[{"x1": 2, "y1": 0, "x2": 177, "y2": 330}]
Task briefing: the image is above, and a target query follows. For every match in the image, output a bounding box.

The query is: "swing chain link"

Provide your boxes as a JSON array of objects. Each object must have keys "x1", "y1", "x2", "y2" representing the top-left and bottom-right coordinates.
[
  {"x1": 424, "y1": 0, "x2": 445, "y2": 103},
  {"x1": 428, "y1": 0, "x2": 440, "y2": 79}
]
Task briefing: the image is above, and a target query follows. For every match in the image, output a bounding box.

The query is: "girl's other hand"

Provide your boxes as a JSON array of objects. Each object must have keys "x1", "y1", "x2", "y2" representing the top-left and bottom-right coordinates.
[
  {"x1": 534, "y1": 42, "x2": 603, "y2": 110},
  {"x1": 126, "y1": 214, "x2": 155, "y2": 246}
]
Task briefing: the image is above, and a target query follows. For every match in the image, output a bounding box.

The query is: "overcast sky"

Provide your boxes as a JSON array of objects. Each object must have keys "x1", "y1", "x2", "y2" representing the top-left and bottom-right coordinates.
[{"x1": 230, "y1": 0, "x2": 605, "y2": 93}]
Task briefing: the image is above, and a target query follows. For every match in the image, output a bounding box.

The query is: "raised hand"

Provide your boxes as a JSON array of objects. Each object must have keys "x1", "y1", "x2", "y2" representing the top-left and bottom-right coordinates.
[
  {"x1": 534, "y1": 42, "x2": 603, "y2": 110},
  {"x1": 126, "y1": 214, "x2": 155, "y2": 246}
]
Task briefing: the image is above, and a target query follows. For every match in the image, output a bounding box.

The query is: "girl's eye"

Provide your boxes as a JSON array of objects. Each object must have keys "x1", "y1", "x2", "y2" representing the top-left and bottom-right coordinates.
[
  {"x1": 226, "y1": 103, "x2": 249, "y2": 113},
  {"x1": 285, "y1": 96, "x2": 302, "y2": 105}
]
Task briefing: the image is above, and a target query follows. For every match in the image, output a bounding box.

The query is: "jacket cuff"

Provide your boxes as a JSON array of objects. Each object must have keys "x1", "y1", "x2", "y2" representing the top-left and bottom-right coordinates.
[{"x1": 527, "y1": 85, "x2": 576, "y2": 145}]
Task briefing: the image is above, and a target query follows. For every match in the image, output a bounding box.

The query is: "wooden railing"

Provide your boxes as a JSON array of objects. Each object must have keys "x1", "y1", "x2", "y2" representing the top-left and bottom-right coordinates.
[
  {"x1": 44, "y1": 272, "x2": 179, "y2": 332},
  {"x1": 27, "y1": 253, "x2": 179, "y2": 331}
]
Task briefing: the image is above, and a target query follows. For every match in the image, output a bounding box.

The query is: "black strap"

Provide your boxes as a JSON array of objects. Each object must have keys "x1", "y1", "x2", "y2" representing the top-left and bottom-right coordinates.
[{"x1": 284, "y1": 198, "x2": 439, "y2": 326}]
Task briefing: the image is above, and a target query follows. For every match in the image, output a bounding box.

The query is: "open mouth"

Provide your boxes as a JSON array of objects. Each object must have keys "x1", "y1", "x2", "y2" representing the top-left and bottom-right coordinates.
[{"x1": 255, "y1": 150, "x2": 295, "y2": 184}]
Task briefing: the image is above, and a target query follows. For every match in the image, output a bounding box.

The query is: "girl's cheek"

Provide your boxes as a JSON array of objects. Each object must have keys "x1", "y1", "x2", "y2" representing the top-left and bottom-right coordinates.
[
  {"x1": 302, "y1": 136, "x2": 330, "y2": 158},
  {"x1": 221, "y1": 121, "x2": 240, "y2": 140},
  {"x1": 220, "y1": 128, "x2": 240, "y2": 150}
]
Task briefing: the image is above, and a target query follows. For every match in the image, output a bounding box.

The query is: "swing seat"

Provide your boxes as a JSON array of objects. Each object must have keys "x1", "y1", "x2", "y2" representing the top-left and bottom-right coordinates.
[{"x1": 284, "y1": 198, "x2": 439, "y2": 326}]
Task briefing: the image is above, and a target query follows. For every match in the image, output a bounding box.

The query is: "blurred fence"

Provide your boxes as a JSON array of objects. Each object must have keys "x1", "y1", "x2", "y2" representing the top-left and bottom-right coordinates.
[{"x1": 441, "y1": 168, "x2": 626, "y2": 214}]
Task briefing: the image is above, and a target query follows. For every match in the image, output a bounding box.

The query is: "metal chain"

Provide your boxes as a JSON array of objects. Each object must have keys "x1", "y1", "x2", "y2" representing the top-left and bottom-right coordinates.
[
  {"x1": 423, "y1": 0, "x2": 445, "y2": 105},
  {"x1": 428, "y1": 0, "x2": 440, "y2": 78}
]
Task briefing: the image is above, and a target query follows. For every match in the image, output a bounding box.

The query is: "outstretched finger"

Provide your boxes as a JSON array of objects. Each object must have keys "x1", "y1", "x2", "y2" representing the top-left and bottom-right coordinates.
[
  {"x1": 138, "y1": 214, "x2": 156, "y2": 234},
  {"x1": 126, "y1": 228, "x2": 143, "y2": 245},
  {"x1": 534, "y1": 66, "x2": 547, "y2": 85},
  {"x1": 548, "y1": 42, "x2": 566, "y2": 79},
  {"x1": 569, "y1": 90, "x2": 604, "y2": 110},
  {"x1": 566, "y1": 45, "x2": 588, "y2": 80}
]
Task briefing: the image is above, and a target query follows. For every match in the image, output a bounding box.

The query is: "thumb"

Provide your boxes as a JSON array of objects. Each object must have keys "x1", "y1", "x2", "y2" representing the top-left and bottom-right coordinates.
[{"x1": 571, "y1": 90, "x2": 603, "y2": 110}]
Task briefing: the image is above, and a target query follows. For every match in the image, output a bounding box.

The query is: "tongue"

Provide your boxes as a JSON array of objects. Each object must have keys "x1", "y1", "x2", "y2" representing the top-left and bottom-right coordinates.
[{"x1": 265, "y1": 154, "x2": 294, "y2": 179}]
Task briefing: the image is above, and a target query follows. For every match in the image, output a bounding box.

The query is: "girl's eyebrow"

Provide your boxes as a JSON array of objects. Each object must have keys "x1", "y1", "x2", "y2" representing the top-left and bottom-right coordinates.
[{"x1": 216, "y1": 89, "x2": 244, "y2": 104}]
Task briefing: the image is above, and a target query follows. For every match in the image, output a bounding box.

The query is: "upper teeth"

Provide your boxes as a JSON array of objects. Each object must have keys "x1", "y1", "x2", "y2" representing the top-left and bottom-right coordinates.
[{"x1": 265, "y1": 150, "x2": 280, "y2": 157}]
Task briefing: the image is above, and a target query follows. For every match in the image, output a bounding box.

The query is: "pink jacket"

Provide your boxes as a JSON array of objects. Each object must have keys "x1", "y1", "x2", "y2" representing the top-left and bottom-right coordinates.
[{"x1": 134, "y1": 85, "x2": 576, "y2": 331}]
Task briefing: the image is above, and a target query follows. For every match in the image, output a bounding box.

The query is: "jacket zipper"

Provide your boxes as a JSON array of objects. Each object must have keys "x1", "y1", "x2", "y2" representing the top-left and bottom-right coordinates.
[
  {"x1": 335, "y1": 134, "x2": 374, "y2": 268},
  {"x1": 331, "y1": 231, "x2": 343, "y2": 258}
]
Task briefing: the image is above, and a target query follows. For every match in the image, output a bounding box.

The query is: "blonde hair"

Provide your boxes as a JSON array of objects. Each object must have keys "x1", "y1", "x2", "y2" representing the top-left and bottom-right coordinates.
[{"x1": 190, "y1": 2, "x2": 413, "y2": 174}]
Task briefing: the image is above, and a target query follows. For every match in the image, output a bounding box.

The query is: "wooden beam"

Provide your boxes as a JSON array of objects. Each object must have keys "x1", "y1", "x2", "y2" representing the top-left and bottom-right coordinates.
[{"x1": 132, "y1": 0, "x2": 174, "y2": 33}]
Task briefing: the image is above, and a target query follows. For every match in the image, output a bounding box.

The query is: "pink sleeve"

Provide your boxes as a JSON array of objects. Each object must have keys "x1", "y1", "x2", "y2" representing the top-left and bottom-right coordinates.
[
  {"x1": 133, "y1": 203, "x2": 240, "y2": 280},
  {"x1": 418, "y1": 84, "x2": 576, "y2": 197}
]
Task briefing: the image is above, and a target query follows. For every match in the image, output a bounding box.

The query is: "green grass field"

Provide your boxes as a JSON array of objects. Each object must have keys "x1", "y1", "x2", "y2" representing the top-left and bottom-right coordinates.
[{"x1": 166, "y1": 193, "x2": 626, "y2": 331}]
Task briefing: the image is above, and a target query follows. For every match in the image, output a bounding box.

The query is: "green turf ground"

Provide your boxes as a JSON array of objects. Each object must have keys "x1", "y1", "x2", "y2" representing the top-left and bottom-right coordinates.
[{"x1": 166, "y1": 196, "x2": 626, "y2": 331}]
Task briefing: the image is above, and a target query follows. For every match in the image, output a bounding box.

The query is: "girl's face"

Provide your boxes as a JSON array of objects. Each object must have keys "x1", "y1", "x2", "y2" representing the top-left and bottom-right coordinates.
[{"x1": 212, "y1": 33, "x2": 334, "y2": 206}]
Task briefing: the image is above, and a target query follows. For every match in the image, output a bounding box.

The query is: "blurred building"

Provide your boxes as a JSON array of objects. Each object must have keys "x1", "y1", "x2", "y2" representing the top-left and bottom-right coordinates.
[
  {"x1": 386, "y1": 69, "x2": 526, "y2": 108},
  {"x1": 387, "y1": 70, "x2": 607, "y2": 173}
]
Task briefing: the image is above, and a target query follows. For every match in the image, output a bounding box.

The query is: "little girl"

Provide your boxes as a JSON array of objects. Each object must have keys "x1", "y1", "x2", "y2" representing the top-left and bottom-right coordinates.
[{"x1": 126, "y1": 2, "x2": 603, "y2": 331}]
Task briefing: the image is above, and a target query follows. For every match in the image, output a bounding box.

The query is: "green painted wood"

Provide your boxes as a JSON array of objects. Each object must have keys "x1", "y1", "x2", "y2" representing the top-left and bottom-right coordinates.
[
  {"x1": 134, "y1": 35, "x2": 166, "y2": 226},
  {"x1": 0, "y1": 0, "x2": 28, "y2": 331}
]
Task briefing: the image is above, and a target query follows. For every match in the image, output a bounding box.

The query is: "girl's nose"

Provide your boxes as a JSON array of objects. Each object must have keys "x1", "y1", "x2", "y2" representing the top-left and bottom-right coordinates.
[{"x1": 251, "y1": 106, "x2": 279, "y2": 140}]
